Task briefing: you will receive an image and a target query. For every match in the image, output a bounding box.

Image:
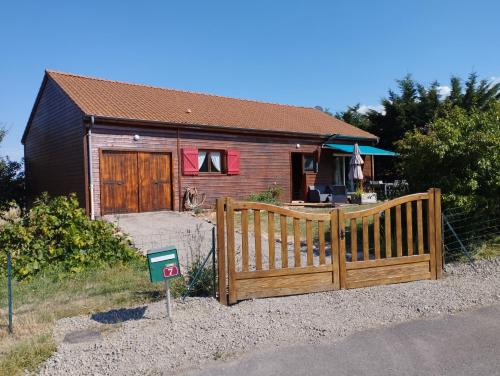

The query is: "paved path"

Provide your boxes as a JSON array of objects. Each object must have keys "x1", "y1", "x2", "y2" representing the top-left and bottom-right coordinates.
[{"x1": 184, "y1": 305, "x2": 500, "y2": 376}]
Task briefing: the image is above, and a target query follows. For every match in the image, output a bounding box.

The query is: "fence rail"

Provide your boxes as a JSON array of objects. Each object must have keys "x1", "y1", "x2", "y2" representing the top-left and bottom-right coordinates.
[{"x1": 217, "y1": 188, "x2": 443, "y2": 305}]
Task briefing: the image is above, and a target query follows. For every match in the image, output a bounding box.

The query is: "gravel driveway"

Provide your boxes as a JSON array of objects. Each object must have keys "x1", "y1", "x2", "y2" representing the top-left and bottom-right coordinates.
[
  {"x1": 37, "y1": 258, "x2": 499, "y2": 376},
  {"x1": 104, "y1": 211, "x2": 215, "y2": 267}
]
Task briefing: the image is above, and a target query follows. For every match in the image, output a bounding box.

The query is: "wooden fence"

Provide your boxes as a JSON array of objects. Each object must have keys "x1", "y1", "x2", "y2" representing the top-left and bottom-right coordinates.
[{"x1": 217, "y1": 188, "x2": 442, "y2": 305}]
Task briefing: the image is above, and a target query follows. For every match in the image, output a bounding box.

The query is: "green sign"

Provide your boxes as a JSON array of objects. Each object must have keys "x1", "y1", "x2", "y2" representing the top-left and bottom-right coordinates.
[{"x1": 147, "y1": 246, "x2": 181, "y2": 283}]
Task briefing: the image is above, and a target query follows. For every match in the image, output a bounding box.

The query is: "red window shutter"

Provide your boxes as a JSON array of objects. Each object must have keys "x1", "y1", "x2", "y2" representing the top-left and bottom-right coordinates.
[
  {"x1": 227, "y1": 149, "x2": 240, "y2": 175},
  {"x1": 182, "y1": 148, "x2": 199, "y2": 176}
]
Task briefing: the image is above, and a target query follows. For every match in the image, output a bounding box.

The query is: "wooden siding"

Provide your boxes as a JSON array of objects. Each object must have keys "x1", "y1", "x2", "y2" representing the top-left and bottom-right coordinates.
[
  {"x1": 24, "y1": 77, "x2": 86, "y2": 206},
  {"x1": 91, "y1": 124, "x2": 330, "y2": 215},
  {"x1": 362, "y1": 155, "x2": 373, "y2": 180}
]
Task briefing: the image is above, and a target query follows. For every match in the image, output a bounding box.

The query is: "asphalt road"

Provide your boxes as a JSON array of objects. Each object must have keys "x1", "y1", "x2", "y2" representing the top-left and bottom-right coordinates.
[{"x1": 184, "y1": 305, "x2": 500, "y2": 376}]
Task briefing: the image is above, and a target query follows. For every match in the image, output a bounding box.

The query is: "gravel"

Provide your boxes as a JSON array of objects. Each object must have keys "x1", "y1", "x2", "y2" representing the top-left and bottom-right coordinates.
[{"x1": 37, "y1": 258, "x2": 500, "y2": 376}]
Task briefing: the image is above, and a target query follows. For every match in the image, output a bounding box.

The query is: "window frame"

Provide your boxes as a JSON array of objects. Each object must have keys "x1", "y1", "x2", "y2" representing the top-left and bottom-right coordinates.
[
  {"x1": 198, "y1": 149, "x2": 226, "y2": 174},
  {"x1": 303, "y1": 153, "x2": 316, "y2": 172}
]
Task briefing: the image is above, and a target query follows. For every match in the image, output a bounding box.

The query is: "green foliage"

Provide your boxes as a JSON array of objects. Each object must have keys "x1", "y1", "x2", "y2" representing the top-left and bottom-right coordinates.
[
  {"x1": 0, "y1": 127, "x2": 25, "y2": 209},
  {"x1": 169, "y1": 258, "x2": 215, "y2": 298},
  {"x1": 335, "y1": 74, "x2": 500, "y2": 181},
  {"x1": 0, "y1": 193, "x2": 140, "y2": 279},
  {"x1": 335, "y1": 104, "x2": 371, "y2": 130},
  {"x1": 248, "y1": 185, "x2": 284, "y2": 205},
  {"x1": 397, "y1": 102, "x2": 500, "y2": 215}
]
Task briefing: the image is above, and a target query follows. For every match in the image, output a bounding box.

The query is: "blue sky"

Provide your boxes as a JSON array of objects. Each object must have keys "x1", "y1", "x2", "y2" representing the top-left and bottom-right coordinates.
[{"x1": 1, "y1": 0, "x2": 498, "y2": 161}]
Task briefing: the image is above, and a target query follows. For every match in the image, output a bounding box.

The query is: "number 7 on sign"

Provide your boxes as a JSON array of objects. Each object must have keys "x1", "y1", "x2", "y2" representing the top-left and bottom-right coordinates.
[{"x1": 163, "y1": 264, "x2": 179, "y2": 278}]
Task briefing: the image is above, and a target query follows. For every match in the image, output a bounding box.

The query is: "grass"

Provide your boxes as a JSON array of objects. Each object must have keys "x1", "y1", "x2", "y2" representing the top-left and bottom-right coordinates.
[
  {"x1": 470, "y1": 236, "x2": 500, "y2": 260},
  {"x1": 0, "y1": 259, "x2": 165, "y2": 375}
]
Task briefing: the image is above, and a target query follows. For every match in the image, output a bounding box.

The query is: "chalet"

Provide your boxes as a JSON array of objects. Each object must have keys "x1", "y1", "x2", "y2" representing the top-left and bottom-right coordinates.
[{"x1": 22, "y1": 71, "x2": 395, "y2": 217}]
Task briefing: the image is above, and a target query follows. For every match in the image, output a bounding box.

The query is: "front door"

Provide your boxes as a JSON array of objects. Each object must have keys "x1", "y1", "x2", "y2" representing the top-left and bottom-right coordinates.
[
  {"x1": 100, "y1": 151, "x2": 173, "y2": 215},
  {"x1": 291, "y1": 153, "x2": 304, "y2": 200}
]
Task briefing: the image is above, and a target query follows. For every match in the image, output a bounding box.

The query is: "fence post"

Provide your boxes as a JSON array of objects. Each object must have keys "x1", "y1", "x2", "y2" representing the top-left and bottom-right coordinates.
[
  {"x1": 427, "y1": 189, "x2": 437, "y2": 279},
  {"x1": 211, "y1": 227, "x2": 216, "y2": 298},
  {"x1": 433, "y1": 188, "x2": 443, "y2": 279},
  {"x1": 226, "y1": 198, "x2": 237, "y2": 304},
  {"x1": 337, "y1": 208, "x2": 347, "y2": 289},
  {"x1": 216, "y1": 198, "x2": 227, "y2": 305},
  {"x1": 330, "y1": 209, "x2": 340, "y2": 290},
  {"x1": 7, "y1": 250, "x2": 13, "y2": 334}
]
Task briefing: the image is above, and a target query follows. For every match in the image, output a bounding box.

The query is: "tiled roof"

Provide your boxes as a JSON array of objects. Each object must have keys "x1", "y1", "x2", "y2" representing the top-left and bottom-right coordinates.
[{"x1": 46, "y1": 70, "x2": 377, "y2": 139}]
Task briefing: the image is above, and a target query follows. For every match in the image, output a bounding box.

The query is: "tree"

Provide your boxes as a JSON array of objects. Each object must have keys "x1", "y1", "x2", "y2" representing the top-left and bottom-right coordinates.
[
  {"x1": 397, "y1": 102, "x2": 500, "y2": 213},
  {"x1": 0, "y1": 126, "x2": 24, "y2": 209},
  {"x1": 334, "y1": 104, "x2": 371, "y2": 130},
  {"x1": 335, "y1": 73, "x2": 500, "y2": 181}
]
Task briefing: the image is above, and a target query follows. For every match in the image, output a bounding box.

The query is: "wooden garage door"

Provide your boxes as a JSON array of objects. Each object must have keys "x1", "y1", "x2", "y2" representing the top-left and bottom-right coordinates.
[
  {"x1": 100, "y1": 151, "x2": 173, "y2": 215},
  {"x1": 138, "y1": 152, "x2": 172, "y2": 212}
]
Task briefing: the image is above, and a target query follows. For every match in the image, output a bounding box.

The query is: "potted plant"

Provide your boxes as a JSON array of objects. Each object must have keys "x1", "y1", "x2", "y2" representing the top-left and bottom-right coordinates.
[{"x1": 351, "y1": 184, "x2": 377, "y2": 205}]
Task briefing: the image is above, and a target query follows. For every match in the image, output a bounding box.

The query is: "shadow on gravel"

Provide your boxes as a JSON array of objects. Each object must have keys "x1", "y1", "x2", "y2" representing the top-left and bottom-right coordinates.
[{"x1": 91, "y1": 306, "x2": 147, "y2": 324}]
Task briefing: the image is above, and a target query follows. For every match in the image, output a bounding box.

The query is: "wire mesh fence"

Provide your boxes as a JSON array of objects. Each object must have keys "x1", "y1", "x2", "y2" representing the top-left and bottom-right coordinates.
[{"x1": 443, "y1": 207, "x2": 500, "y2": 263}]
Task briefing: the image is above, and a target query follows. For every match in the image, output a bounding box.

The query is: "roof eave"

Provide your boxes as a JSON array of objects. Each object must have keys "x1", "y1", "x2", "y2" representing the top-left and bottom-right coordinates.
[{"x1": 84, "y1": 114, "x2": 376, "y2": 141}]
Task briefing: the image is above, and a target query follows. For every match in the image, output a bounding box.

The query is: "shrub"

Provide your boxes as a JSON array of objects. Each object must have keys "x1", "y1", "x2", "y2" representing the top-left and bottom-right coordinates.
[
  {"x1": 170, "y1": 257, "x2": 215, "y2": 298},
  {"x1": 0, "y1": 193, "x2": 139, "y2": 279},
  {"x1": 248, "y1": 185, "x2": 283, "y2": 205}
]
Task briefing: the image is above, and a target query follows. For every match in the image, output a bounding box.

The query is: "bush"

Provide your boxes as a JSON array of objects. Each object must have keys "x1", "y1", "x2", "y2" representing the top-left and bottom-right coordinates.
[
  {"x1": 170, "y1": 257, "x2": 215, "y2": 298},
  {"x1": 0, "y1": 193, "x2": 139, "y2": 279},
  {"x1": 248, "y1": 185, "x2": 283, "y2": 205}
]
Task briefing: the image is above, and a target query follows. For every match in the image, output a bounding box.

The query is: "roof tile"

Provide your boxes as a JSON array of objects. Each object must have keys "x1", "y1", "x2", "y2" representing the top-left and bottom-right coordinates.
[{"x1": 46, "y1": 70, "x2": 377, "y2": 139}]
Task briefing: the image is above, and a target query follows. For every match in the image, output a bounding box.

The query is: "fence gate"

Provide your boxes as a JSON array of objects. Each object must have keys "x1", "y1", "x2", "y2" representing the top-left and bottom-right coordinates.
[{"x1": 217, "y1": 188, "x2": 442, "y2": 305}]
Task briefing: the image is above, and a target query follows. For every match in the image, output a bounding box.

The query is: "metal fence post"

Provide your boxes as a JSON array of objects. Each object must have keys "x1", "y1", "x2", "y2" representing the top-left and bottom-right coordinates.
[
  {"x1": 7, "y1": 250, "x2": 13, "y2": 334},
  {"x1": 211, "y1": 227, "x2": 216, "y2": 299}
]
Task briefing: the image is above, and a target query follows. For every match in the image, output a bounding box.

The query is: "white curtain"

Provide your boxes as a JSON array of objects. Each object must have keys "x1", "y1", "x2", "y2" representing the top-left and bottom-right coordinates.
[
  {"x1": 198, "y1": 151, "x2": 207, "y2": 170},
  {"x1": 210, "y1": 151, "x2": 221, "y2": 172}
]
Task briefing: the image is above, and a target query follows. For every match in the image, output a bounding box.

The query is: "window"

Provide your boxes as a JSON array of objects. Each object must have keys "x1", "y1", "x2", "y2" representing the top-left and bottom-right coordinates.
[
  {"x1": 303, "y1": 154, "x2": 316, "y2": 172},
  {"x1": 198, "y1": 150, "x2": 224, "y2": 173}
]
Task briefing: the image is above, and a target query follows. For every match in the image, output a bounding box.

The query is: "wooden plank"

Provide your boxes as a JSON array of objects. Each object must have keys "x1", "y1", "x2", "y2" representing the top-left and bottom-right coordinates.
[
  {"x1": 254, "y1": 210, "x2": 262, "y2": 271},
  {"x1": 338, "y1": 210, "x2": 347, "y2": 289},
  {"x1": 434, "y1": 188, "x2": 443, "y2": 278},
  {"x1": 344, "y1": 193, "x2": 429, "y2": 219},
  {"x1": 396, "y1": 205, "x2": 402, "y2": 257},
  {"x1": 362, "y1": 216, "x2": 369, "y2": 261},
  {"x1": 346, "y1": 254, "x2": 430, "y2": 270},
  {"x1": 385, "y1": 209, "x2": 391, "y2": 258},
  {"x1": 293, "y1": 217, "x2": 301, "y2": 267},
  {"x1": 318, "y1": 221, "x2": 326, "y2": 265},
  {"x1": 216, "y1": 198, "x2": 227, "y2": 305},
  {"x1": 280, "y1": 215, "x2": 288, "y2": 269},
  {"x1": 236, "y1": 272, "x2": 334, "y2": 300},
  {"x1": 241, "y1": 209, "x2": 249, "y2": 272},
  {"x1": 268, "y1": 211, "x2": 276, "y2": 270},
  {"x1": 406, "y1": 202, "x2": 413, "y2": 256},
  {"x1": 233, "y1": 201, "x2": 330, "y2": 220},
  {"x1": 331, "y1": 210, "x2": 340, "y2": 289},
  {"x1": 373, "y1": 213, "x2": 380, "y2": 259},
  {"x1": 417, "y1": 200, "x2": 424, "y2": 255},
  {"x1": 346, "y1": 271, "x2": 432, "y2": 289},
  {"x1": 347, "y1": 261, "x2": 430, "y2": 282},
  {"x1": 236, "y1": 264, "x2": 333, "y2": 279},
  {"x1": 350, "y1": 218, "x2": 358, "y2": 262},
  {"x1": 306, "y1": 220, "x2": 313, "y2": 266},
  {"x1": 427, "y1": 190, "x2": 436, "y2": 279},
  {"x1": 226, "y1": 198, "x2": 237, "y2": 304}
]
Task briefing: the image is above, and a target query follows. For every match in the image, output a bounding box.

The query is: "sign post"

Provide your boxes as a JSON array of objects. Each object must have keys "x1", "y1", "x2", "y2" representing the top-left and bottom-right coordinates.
[{"x1": 147, "y1": 246, "x2": 181, "y2": 320}]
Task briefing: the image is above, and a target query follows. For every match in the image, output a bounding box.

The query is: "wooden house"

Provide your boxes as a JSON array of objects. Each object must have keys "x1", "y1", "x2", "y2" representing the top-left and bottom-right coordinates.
[{"x1": 22, "y1": 71, "x2": 394, "y2": 216}]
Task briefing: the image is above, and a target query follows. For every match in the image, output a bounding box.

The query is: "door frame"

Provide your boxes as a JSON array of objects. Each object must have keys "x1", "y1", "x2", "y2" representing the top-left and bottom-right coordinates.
[{"x1": 99, "y1": 148, "x2": 174, "y2": 215}]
